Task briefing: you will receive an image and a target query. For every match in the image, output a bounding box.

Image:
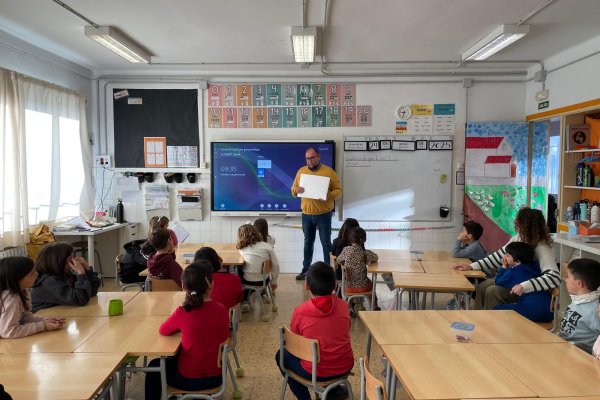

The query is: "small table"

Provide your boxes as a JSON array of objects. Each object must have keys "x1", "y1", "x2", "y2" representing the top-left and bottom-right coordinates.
[
  {"x1": 35, "y1": 292, "x2": 140, "y2": 317},
  {"x1": 437, "y1": 310, "x2": 565, "y2": 344},
  {"x1": 0, "y1": 316, "x2": 107, "y2": 353},
  {"x1": 0, "y1": 352, "x2": 126, "y2": 400},
  {"x1": 370, "y1": 249, "x2": 413, "y2": 260},
  {"x1": 481, "y1": 343, "x2": 600, "y2": 397},
  {"x1": 413, "y1": 251, "x2": 470, "y2": 262},
  {"x1": 392, "y1": 272, "x2": 474, "y2": 310},
  {"x1": 124, "y1": 291, "x2": 186, "y2": 316},
  {"x1": 382, "y1": 344, "x2": 537, "y2": 400},
  {"x1": 367, "y1": 259, "x2": 423, "y2": 310},
  {"x1": 421, "y1": 260, "x2": 486, "y2": 279}
]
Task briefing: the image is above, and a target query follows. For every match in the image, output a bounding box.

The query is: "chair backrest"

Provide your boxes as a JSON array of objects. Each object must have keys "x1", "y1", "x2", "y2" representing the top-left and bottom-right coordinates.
[
  {"x1": 360, "y1": 358, "x2": 386, "y2": 400},
  {"x1": 329, "y1": 253, "x2": 338, "y2": 269},
  {"x1": 115, "y1": 254, "x2": 123, "y2": 277},
  {"x1": 149, "y1": 278, "x2": 181, "y2": 291},
  {"x1": 280, "y1": 326, "x2": 319, "y2": 364},
  {"x1": 262, "y1": 259, "x2": 272, "y2": 275},
  {"x1": 229, "y1": 304, "x2": 240, "y2": 346}
]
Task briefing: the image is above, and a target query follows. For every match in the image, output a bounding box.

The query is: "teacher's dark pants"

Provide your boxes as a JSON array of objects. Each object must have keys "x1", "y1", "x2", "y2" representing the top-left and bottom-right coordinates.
[{"x1": 301, "y1": 211, "x2": 332, "y2": 272}]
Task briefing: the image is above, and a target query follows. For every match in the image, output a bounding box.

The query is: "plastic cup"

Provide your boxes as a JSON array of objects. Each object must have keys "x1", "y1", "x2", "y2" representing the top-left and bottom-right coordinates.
[
  {"x1": 108, "y1": 299, "x2": 124, "y2": 316},
  {"x1": 451, "y1": 321, "x2": 475, "y2": 343}
]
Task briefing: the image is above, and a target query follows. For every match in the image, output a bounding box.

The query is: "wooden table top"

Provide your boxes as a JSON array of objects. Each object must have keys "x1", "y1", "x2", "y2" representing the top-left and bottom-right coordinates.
[
  {"x1": 75, "y1": 315, "x2": 180, "y2": 356},
  {"x1": 392, "y1": 272, "x2": 475, "y2": 292},
  {"x1": 0, "y1": 352, "x2": 126, "y2": 400},
  {"x1": 124, "y1": 291, "x2": 185, "y2": 316},
  {"x1": 359, "y1": 311, "x2": 456, "y2": 345},
  {"x1": 481, "y1": 343, "x2": 600, "y2": 397},
  {"x1": 35, "y1": 292, "x2": 140, "y2": 317},
  {"x1": 412, "y1": 251, "x2": 471, "y2": 263},
  {"x1": 0, "y1": 316, "x2": 107, "y2": 353},
  {"x1": 370, "y1": 249, "x2": 414, "y2": 260},
  {"x1": 368, "y1": 259, "x2": 424, "y2": 274},
  {"x1": 177, "y1": 242, "x2": 237, "y2": 252},
  {"x1": 382, "y1": 344, "x2": 537, "y2": 400},
  {"x1": 420, "y1": 260, "x2": 486, "y2": 279},
  {"x1": 436, "y1": 310, "x2": 565, "y2": 344}
]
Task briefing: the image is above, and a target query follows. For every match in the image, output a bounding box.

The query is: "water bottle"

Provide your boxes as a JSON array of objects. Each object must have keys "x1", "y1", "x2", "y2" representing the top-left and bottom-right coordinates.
[
  {"x1": 576, "y1": 162, "x2": 585, "y2": 186},
  {"x1": 591, "y1": 202, "x2": 600, "y2": 224},
  {"x1": 116, "y1": 198, "x2": 125, "y2": 223},
  {"x1": 583, "y1": 165, "x2": 590, "y2": 187},
  {"x1": 581, "y1": 201, "x2": 588, "y2": 221}
]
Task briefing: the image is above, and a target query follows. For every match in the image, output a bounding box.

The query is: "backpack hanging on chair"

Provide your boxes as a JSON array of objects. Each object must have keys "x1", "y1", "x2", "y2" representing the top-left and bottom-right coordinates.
[{"x1": 26, "y1": 224, "x2": 56, "y2": 261}]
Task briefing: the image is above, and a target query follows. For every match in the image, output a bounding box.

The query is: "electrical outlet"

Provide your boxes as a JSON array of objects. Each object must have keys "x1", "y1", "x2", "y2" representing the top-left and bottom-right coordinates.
[{"x1": 95, "y1": 155, "x2": 111, "y2": 167}]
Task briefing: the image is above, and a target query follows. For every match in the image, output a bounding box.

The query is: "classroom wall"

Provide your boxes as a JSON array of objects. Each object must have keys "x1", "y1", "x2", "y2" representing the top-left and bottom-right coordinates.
[{"x1": 525, "y1": 33, "x2": 600, "y2": 116}]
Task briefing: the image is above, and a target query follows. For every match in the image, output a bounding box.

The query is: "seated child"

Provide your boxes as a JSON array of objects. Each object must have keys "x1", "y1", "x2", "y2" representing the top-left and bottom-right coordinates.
[
  {"x1": 147, "y1": 228, "x2": 183, "y2": 288},
  {"x1": 119, "y1": 238, "x2": 152, "y2": 284},
  {"x1": 558, "y1": 258, "x2": 600, "y2": 354},
  {"x1": 31, "y1": 242, "x2": 101, "y2": 312},
  {"x1": 253, "y1": 218, "x2": 276, "y2": 247},
  {"x1": 194, "y1": 247, "x2": 243, "y2": 310},
  {"x1": 492, "y1": 242, "x2": 553, "y2": 322},
  {"x1": 275, "y1": 262, "x2": 353, "y2": 400},
  {"x1": 331, "y1": 218, "x2": 360, "y2": 280},
  {"x1": 0, "y1": 256, "x2": 65, "y2": 338},
  {"x1": 337, "y1": 227, "x2": 378, "y2": 293},
  {"x1": 144, "y1": 262, "x2": 229, "y2": 400},
  {"x1": 148, "y1": 215, "x2": 178, "y2": 247},
  {"x1": 451, "y1": 220, "x2": 486, "y2": 261}
]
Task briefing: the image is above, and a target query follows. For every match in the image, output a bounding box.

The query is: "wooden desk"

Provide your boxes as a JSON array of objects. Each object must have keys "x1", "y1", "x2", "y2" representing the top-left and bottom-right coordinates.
[
  {"x1": 35, "y1": 291, "x2": 139, "y2": 317},
  {"x1": 370, "y1": 249, "x2": 413, "y2": 260},
  {"x1": 124, "y1": 291, "x2": 185, "y2": 316},
  {"x1": 481, "y1": 343, "x2": 600, "y2": 397},
  {"x1": 382, "y1": 344, "x2": 537, "y2": 400},
  {"x1": 413, "y1": 250, "x2": 470, "y2": 262},
  {"x1": 0, "y1": 352, "x2": 126, "y2": 400},
  {"x1": 437, "y1": 310, "x2": 564, "y2": 344},
  {"x1": 368, "y1": 259, "x2": 423, "y2": 274},
  {"x1": 360, "y1": 311, "x2": 454, "y2": 345},
  {"x1": 392, "y1": 272, "x2": 474, "y2": 310},
  {"x1": 0, "y1": 316, "x2": 107, "y2": 353},
  {"x1": 421, "y1": 260, "x2": 486, "y2": 279}
]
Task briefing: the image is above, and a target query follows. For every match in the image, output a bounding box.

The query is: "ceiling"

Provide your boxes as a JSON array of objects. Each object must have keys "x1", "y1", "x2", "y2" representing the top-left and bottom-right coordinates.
[{"x1": 1, "y1": 0, "x2": 599, "y2": 77}]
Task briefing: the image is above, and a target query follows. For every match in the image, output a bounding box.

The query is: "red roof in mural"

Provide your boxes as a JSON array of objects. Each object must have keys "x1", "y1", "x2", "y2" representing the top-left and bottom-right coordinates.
[
  {"x1": 484, "y1": 155, "x2": 512, "y2": 164},
  {"x1": 465, "y1": 137, "x2": 504, "y2": 149}
]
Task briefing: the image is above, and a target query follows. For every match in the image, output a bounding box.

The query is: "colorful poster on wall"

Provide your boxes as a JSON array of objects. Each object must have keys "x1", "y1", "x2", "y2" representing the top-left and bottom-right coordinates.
[
  {"x1": 223, "y1": 107, "x2": 237, "y2": 128},
  {"x1": 253, "y1": 107, "x2": 267, "y2": 128},
  {"x1": 312, "y1": 106, "x2": 326, "y2": 127},
  {"x1": 167, "y1": 146, "x2": 198, "y2": 168},
  {"x1": 311, "y1": 84, "x2": 326, "y2": 105},
  {"x1": 327, "y1": 84, "x2": 340, "y2": 106},
  {"x1": 283, "y1": 84, "x2": 296, "y2": 106},
  {"x1": 396, "y1": 121, "x2": 408, "y2": 134},
  {"x1": 297, "y1": 106, "x2": 312, "y2": 127},
  {"x1": 237, "y1": 107, "x2": 251, "y2": 128},
  {"x1": 236, "y1": 84, "x2": 251, "y2": 107},
  {"x1": 267, "y1": 84, "x2": 282, "y2": 106},
  {"x1": 297, "y1": 84, "x2": 311, "y2": 105},
  {"x1": 208, "y1": 84, "x2": 222, "y2": 107},
  {"x1": 327, "y1": 106, "x2": 341, "y2": 127},
  {"x1": 464, "y1": 121, "x2": 548, "y2": 251},
  {"x1": 208, "y1": 108, "x2": 222, "y2": 128},
  {"x1": 144, "y1": 137, "x2": 167, "y2": 168},
  {"x1": 357, "y1": 105, "x2": 372, "y2": 127},
  {"x1": 268, "y1": 107, "x2": 282, "y2": 128},
  {"x1": 342, "y1": 84, "x2": 356, "y2": 106},
  {"x1": 222, "y1": 84, "x2": 235, "y2": 106},
  {"x1": 252, "y1": 84, "x2": 266, "y2": 106},
  {"x1": 283, "y1": 107, "x2": 297, "y2": 128},
  {"x1": 342, "y1": 106, "x2": 356, "y2": 127},
  {"x1": 434, "y1": 103, "x2": 456, "y2": 135}
]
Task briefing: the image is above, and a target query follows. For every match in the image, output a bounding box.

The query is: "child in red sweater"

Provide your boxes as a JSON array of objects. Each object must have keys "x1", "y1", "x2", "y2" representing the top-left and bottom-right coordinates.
[
  {"x1": 147, "y1": 228, "x2": 183, "y2": 288},
  {"x1": 275, "y1": 261, "x2": 354, "y2": 400},
  {"x1": 144, "y1": 262, "x2": 229, "y2": 400},
  {"x1": 194, "y1": 246, "x2": 243, "y2": 310}
]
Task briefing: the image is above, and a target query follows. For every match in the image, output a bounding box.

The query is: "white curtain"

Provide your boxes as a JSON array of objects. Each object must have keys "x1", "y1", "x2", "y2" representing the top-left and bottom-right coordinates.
[
  {"x1": 0, "y1": 69, "x2": 27, "y2": 248},
  {"x1": 0, "y1": 68, "x2": 93, "y2": 249}
]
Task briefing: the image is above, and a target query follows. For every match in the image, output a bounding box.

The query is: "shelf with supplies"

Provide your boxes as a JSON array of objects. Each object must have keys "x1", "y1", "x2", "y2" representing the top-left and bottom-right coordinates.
[
  {"x1": 564, "y1": 149, "x2": 600, "y2": 154},
  {"x1": 564, "y1": 185, "x2": 600, "y2": 190}
]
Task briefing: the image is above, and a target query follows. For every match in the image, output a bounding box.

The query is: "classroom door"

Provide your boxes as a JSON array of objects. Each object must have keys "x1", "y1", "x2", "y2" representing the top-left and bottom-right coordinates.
[{"x1": 464, "y1": 121, "x2": 549, "y2": 251}]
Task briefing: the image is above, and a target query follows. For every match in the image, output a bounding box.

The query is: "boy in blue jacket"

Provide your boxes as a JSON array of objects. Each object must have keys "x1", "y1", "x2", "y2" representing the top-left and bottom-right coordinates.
[{"x1": 492, "y1": 242, "x2": 553, "y2": 322}]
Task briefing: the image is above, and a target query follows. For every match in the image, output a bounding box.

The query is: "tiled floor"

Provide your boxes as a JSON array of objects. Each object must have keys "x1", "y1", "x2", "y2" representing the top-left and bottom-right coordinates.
[{"x1": 101, "y1": 275, "x2": 426, "y2": 400}]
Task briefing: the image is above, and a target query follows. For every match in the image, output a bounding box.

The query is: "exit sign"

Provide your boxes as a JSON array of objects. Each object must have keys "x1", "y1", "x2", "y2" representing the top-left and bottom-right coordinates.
[{"x1": 538, "y1": 101, "x2": 549, "y2": 110}]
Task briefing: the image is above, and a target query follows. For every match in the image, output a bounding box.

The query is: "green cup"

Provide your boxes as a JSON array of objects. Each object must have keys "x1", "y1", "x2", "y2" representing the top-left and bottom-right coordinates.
[{"x1": 108, "y1": 299, "x2": 123, "y2": 316}]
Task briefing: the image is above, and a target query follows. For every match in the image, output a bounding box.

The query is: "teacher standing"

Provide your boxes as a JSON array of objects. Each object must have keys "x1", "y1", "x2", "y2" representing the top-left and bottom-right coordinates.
[{"x1": 291, "y1": 147, "x2": 342, "y2": 281}]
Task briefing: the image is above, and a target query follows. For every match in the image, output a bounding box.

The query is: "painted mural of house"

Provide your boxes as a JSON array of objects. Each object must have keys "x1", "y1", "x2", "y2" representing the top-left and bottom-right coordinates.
[
  {"x1": 484, "y1": 155, "x2": 516, "y2": 178},
  {"x1": 465, "y1": 137, "x2": 513, "y2": 177}
]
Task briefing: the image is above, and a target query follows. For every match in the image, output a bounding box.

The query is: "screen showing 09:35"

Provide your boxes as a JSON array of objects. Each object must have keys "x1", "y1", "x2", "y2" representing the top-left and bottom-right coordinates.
[{"x1": 211, "y1": 142, "x2": 335, "y2": 213}]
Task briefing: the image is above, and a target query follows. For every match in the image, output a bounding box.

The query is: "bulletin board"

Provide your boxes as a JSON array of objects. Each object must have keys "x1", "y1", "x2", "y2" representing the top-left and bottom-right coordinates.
[
  {"x1": 342, "y1": 135, "x2": 453, "y2": 221},
  {"x1": 108, "y1": 84, "x2": 201, "y2": 169}
]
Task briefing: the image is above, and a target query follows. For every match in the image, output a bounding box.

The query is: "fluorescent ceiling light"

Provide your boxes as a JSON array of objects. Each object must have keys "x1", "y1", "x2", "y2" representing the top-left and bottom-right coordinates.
[
  {"x1": 462, "y1": 24, "x2": 529, "y2": 61},
  {"x1": 291, "y1": 26, "x2": 317, "y2": 63},
  {"x1": 85, "y1": 26, "x2": 151, "y2": 63}
]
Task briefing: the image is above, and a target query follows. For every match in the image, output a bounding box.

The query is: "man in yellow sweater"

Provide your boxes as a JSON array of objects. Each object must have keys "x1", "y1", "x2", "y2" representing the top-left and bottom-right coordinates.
[{"x1": 291, "y1": 147, "x2": 342, "y2": 280}]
